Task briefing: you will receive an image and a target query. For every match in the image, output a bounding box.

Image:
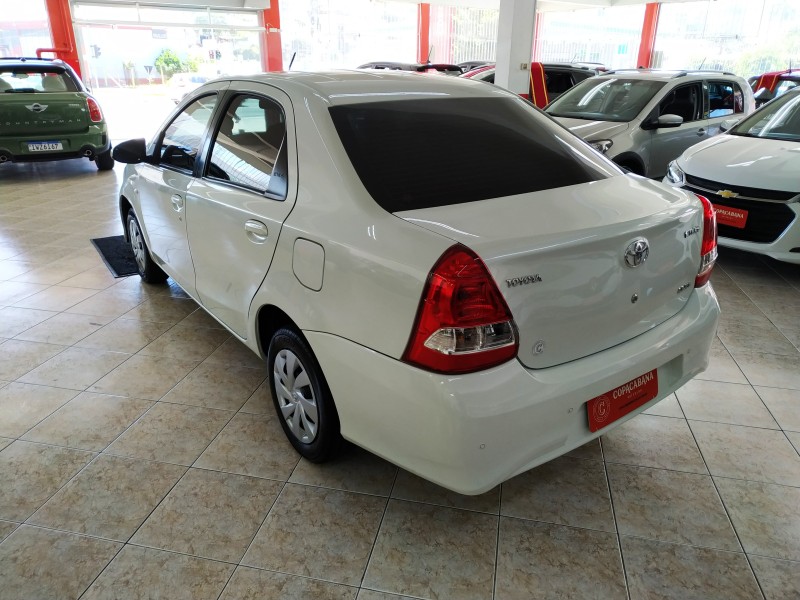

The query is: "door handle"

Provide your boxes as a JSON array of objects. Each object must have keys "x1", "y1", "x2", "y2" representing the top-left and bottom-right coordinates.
[
  {"x1": 170, "y1": 194, "x2": 184, "y2": 212},
  {"x1": 245, "y1": 220, "x2": 269, "y2": 243},
  {"x1": 696, "y1": 128, "x2": 706, "y2": 136}
]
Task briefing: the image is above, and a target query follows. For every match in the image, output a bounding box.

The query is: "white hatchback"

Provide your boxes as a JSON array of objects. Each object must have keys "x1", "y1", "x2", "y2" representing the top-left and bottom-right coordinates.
[
  {"x1": 664, "y1": 88, "x2": 800, "y2": 264},
  {"x1": 112, "y1": 71, "x2": 720, "y2": 494}
]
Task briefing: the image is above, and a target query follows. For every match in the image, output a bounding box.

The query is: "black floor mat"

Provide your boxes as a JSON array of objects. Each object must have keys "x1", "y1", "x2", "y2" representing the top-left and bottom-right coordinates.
[{"x1": 91, "y1": 235, "x2": 138, "y2": 278}]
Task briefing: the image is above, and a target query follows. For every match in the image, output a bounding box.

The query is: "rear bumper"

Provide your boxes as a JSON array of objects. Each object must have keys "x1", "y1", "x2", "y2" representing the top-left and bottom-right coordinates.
[
  {"x1": 307, "y1": 284, "x2": 720, "y2": 495},
  {"x1": 0, "y1": 127, "x2": 110, "y2": 164}
]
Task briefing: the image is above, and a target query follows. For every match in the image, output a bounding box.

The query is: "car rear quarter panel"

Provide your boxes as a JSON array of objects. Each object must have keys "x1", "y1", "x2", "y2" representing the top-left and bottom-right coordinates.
[{"x1": 247, "y1": 89, "x2": 453, "y2": 360}]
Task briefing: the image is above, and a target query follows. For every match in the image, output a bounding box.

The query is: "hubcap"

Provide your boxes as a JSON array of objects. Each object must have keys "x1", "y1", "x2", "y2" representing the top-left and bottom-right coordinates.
[
  {"x1": 274, "y1": 349, "x2": 318, "y2": 443},
  {"x1": 128, "y1": 218, "x2": 147, "y2": 272}
]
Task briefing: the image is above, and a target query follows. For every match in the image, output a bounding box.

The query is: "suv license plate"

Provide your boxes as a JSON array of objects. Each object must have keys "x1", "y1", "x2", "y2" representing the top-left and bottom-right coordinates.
[
  {"x1": 586, "y1": 369, "x2": 658, "y2": 432},
  {"x1": 28, "y1": 141, "x2": 63, "y2": 152}
]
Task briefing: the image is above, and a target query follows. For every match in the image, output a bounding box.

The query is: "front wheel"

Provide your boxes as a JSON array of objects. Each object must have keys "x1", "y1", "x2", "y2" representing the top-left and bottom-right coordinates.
[
  {"x1": 126, "y1": 210, "x2": 168, "y2": 283},
  {"x1": 268, "y1": 328, "x2": 342, "y2": 462},
  {"x1": 95, "y1": 149, "x2": 115, "y2": 171}
]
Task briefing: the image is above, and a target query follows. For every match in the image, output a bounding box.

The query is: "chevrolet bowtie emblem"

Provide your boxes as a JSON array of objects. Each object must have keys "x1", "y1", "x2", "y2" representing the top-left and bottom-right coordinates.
[{"x1": 716, "y1": 189, "x2": 739, "y2": 199}]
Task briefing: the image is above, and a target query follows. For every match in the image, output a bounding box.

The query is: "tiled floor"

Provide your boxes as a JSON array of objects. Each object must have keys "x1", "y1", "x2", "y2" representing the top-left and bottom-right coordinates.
[{"x1": 1, "y1": 159, "x2": 800, "y2": 600}]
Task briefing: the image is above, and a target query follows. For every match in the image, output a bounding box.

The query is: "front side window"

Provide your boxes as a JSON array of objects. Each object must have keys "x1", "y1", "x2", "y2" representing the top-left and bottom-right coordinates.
[
  {"x1": 658, "y1": 83, "x2": 703, "y2": 123},
  {"x1": 330, "y1": 96, "x2": 615, "y2": 213},
  {"x1": 708, "y1": 81, "x2": 744, "y2": 117},
  {"x1": 546, "y1": 78, "x2": 666, "y2": 122},
  {"x1": 160, "y1": 95, "x2": 217, "y2": 171},
  {"x1": 206, "y1": 95, "x2": 287, "y2": 196}
]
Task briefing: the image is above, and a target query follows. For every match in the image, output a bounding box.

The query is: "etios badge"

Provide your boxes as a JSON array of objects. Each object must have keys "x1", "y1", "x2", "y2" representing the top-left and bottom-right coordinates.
[{"x1": 624, "y1": 238, "x2": 649, "y2": 268}]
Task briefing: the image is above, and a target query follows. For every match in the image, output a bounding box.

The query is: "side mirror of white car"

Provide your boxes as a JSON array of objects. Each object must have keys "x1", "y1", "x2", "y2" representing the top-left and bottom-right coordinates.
[
  {"x1": 656, "y1": 114, "x2": 683, "y2": 128},
  {"x1": 719, "y1": 118, "x2": 740, "y2": 133}
]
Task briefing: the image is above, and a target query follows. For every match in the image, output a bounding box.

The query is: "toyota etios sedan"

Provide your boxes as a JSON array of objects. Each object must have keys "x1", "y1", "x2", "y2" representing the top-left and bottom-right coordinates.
[{"x1": 113, "y1": 71, "x2": 719, "y2": 494}]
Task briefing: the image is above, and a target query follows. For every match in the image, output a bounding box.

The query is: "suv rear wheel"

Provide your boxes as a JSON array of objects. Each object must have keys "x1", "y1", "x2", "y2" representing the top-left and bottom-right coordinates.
[{"x1": 96, "y1": 149, "x2": 115, "y2": 171}]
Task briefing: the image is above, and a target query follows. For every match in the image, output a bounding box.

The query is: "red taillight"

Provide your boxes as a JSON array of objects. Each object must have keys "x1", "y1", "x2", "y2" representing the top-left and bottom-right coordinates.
[
  {"x1": 86, "y1": 97, "x2": 103, "y2": 123},
  {"x1": 403, "y1": 245, "x2": 519, "y2": 374},
  {"x1": 695, "y1": 194, "x2": 718, "y2": 287}
]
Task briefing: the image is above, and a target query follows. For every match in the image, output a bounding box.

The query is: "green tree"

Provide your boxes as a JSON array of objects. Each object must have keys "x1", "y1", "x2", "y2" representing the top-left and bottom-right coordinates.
[{"x1": 154, "y1": 48, "x2": 184, "y2": 78}]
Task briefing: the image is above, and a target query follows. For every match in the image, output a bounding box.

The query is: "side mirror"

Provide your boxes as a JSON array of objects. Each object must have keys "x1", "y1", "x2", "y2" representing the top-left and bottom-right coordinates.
[
  {"x1": 655, "y1": 114, "x2": 683, "y2": 128},
  {"x1": 112, "y1": 138, "x2": 150, "y2": 164},
  {"x1": 719, "y1": 118, "x2": 740, "y2": 133}
]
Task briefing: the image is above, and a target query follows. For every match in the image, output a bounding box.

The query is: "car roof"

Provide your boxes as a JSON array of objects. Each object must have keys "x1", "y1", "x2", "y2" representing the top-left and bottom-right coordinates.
[
  {"x1": 210, "y1": 70, "x2": 504, "y2": 105},
  {"x1": 0, "y1": 57, "x2": 70, "y2": 70},
  {"x1": 600, "y1": 69, "x2": 742, "y2": 81}
]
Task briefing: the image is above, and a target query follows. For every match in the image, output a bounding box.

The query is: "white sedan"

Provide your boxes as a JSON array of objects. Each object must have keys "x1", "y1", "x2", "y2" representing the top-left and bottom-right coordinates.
[
  {"x1": 665, "y1": 87, "x2": 800, "y2": 263},
  {"x1": 112, "y1": 71, "x2": 719, "y2": 494}
]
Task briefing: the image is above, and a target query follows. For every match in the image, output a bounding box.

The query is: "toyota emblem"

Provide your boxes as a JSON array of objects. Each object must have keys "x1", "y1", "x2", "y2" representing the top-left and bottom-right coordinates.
[{"x1": 624, "y1": 238, "x2": 649, "y2": 268}]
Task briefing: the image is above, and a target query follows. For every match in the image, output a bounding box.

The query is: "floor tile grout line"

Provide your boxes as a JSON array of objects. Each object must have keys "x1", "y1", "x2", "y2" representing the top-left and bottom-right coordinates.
[
  {"x1": 683, "y1": 414, "x2": 768, "y2": 600},
  {"x1": 235, "y1": 478, "x2": 291, "y2": 578},
  {"x1": 600, "y1": 445, "x2": 632, "y2": 600},
  {"x1": 491, "y1": 479, "x2": 503, "y2": 600},
  {"x1": 357, "y1": 466, "x2": 398, "y2": 593}
]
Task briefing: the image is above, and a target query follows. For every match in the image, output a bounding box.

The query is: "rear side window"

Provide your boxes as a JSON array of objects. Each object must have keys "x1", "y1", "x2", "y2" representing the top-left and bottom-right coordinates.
[
  {"x1": 330, "y1": 97, "x2": 609, "y2": 212},
  {"x1": 546, "y1": 71, "x2": 574, "y2": 95},
  {"x1": 708, "y1": 81, "x2": 744, "y2": 117},
  {"x1": 205, "y1": 94, "x2": 287, "y2": 198}
]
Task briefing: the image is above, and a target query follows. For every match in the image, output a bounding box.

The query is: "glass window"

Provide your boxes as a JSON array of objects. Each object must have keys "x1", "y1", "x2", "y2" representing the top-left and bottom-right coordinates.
[
  {"x1": 658, "y1": 83, "x2": 703, "y2": 122},
  {"x1": 708, "y1": 81, "x2": 744, "y2": 117},
  {"x1": 160, "y1": 95, "x2": 217, "y2": 172},
  {"x1": 731, "y1": 90, "x2": 800, "y2": 141},
  {"x1": 206, "y1": 95, "x2": 287, "y2": 195},
  {"x1": 546, "y1": 71, "x2": 574, "y2": 95},
  {"x1": 0, "y1": 67, "x2": 78, "y2": 93},
  {"x1": 546, "y1": 78, "x2": 666, "y2": 122},
  {"x1": 775, "y1": 80, "x2": 799, "y2": 97},
  {"x1": 329, "y1": 97, "x2": 612, "y2": 213}
]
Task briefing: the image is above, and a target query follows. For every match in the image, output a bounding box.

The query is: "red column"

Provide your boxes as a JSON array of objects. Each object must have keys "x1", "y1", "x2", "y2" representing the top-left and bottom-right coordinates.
[
  {"x1": 42, "y1": 0, "x2": 82, "y2": 78},
  {"x1": 637, "y1": 2, "x2": 661, "y2": 69},
  {"x1": 261, "y1": 0, "x2": 283, "y2": 72},
  {"x1": 417, "y1": 3, "x2": 430, "y2": 64}
]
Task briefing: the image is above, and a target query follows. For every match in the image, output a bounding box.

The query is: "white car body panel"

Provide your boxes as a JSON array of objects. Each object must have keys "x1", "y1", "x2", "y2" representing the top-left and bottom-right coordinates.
[{"x1": 118, "y1": 70, "x2": 720, "y2": 493}]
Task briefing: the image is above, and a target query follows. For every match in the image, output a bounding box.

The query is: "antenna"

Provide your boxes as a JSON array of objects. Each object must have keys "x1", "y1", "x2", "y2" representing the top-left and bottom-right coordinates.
[
  {"x1": 426, "y1": 46, "x2": 433, "y2": 64},
  {"x1": 288, "y1": 52, "x2": 296, "y2": 71}
]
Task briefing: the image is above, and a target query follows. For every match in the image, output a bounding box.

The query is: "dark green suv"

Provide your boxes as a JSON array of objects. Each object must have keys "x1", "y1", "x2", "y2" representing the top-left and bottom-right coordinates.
[{"x1": 0, "y1": 57, "x2": 113, "y2": 170}]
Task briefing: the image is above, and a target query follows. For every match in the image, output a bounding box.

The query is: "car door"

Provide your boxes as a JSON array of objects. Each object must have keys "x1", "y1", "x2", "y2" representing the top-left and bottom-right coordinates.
[
  {"x1": 648, "y1": 82, "x2": 708, "y2": 178},
  {"x1": 185, "y1": 85, "x2": 297, "y2": 338},
  {"x1": 136, "y1": 91, "x2": 223, "y2": 297}
]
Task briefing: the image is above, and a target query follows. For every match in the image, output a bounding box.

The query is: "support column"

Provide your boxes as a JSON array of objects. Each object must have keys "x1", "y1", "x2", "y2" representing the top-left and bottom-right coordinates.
[
  {"x1": 495, "y1": 0, "x2": 537, "y2": 97},
  {"x1": 43, "y1": 0, "x2": 81, "y2": 78},
  {"x1": 261, "y1": 0, "x2": 283, "y2": 72},
  {"x1": 417, "y1": 3, "x2": 430, "y2": 64},
  {"x1": 637, "y1": 2, "x2": 661, "y2": 69}
]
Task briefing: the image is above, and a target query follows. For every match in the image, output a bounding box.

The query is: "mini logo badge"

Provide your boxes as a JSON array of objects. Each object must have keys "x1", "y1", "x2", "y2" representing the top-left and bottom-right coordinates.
[
  {"x1": 25, "y1": 103, "x2": 48, "y2": 113},
  {"x1": 716, "y1": 189, "x2": 739, "y2": 199},
  {"x1": 624, "y1": 238, "x2": 649, "y2": 268}
]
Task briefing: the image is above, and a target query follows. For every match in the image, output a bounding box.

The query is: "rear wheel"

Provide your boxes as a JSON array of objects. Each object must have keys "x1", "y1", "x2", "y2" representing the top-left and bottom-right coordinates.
[
  {"x1": 95, "y1": 149, "x2": 115, "y2": 171},
  {"x1": 126, "y1": 210, "x2": 168, "y2": 283},
  {"x1": 268, "y1": 328, "x2": 342, "y2": 462}
]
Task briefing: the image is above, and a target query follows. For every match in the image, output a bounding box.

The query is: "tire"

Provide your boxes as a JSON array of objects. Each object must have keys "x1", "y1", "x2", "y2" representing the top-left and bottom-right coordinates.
[
  {"x1": 126, "y1": 209, "x2": 168, "y2": 283},
  {"x1": 268, "y1": 328, "x2": 342, "y2": 462},
  {"x1": 95, "y1": 149, "x2": 115, "y2": 171}
]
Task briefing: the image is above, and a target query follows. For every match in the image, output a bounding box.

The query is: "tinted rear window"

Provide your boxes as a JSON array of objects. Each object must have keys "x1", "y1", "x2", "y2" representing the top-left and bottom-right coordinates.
[{"x1": 329, "y1": 97, "x2": 607, "y2": 212}]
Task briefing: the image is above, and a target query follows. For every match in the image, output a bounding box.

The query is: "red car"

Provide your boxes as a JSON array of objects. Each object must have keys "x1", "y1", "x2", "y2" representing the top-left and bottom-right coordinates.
[{"x1": 750, "y1": 68, "x2": 800, "y2": 105}]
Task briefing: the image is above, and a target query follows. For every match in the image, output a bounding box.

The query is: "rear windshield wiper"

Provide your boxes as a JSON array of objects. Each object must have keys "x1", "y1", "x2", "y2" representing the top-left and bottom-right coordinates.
[{"x1": 4, "y1": 88, "x2": 38, "y2": 93}]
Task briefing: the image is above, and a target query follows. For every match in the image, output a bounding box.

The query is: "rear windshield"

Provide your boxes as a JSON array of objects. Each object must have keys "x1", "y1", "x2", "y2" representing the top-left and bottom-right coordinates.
[
  {"x1": 546, "y1": 78, "x2": 666, "y2": 122},
  {"x1": 0, "y1": 67, "x2": 79, "y2": 93},
  {"x1": 329, "y1": 97, "x2": 611, "y2": 212}
]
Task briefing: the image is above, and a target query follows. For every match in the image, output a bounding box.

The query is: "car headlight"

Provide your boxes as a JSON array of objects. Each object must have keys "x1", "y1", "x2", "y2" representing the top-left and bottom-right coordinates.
[
  {"x1": 588, "y1": 139, "x2": 613, "y2": 153},
  {"x1": 665, "y1": 160, "x2": 685, "y2": 185}
]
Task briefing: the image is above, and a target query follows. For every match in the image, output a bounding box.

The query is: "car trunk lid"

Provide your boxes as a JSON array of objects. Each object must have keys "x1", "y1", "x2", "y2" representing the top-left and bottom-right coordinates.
[
  {"x1": 397, "y1": 176, "x2": 703, "y2": 369},
  {"x1": 0, "y1": 92, "x2": 90, "y2": 136}
]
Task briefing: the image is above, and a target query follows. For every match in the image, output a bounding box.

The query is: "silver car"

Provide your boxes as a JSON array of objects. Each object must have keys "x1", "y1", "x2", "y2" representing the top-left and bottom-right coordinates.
[{"x1": 545, "y1": 69, "x2": 755, "y2": 178}]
